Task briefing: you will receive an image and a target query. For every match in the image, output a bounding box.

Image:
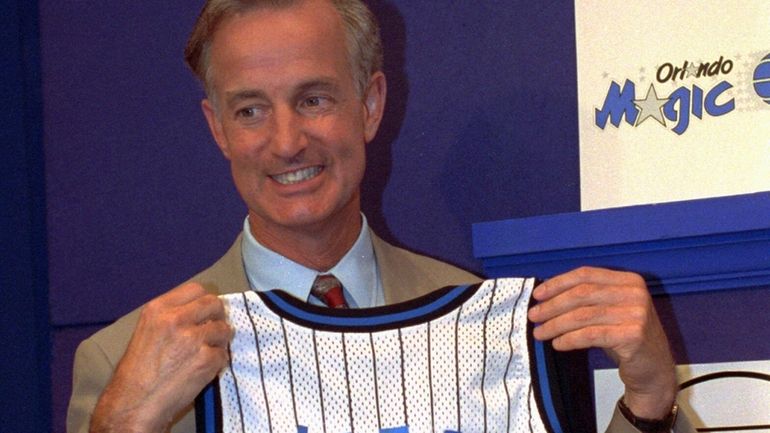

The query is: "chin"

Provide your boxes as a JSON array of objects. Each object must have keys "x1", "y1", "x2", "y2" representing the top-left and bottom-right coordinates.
[{"x1": 268, "y1": 207, "x2": 336, "y2": 228}]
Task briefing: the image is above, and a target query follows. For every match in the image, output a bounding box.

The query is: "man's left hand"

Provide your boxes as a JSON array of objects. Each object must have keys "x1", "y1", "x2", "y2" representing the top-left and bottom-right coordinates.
[{"x1": 527, "y1": 266, "x2": 677, "y2": 419}]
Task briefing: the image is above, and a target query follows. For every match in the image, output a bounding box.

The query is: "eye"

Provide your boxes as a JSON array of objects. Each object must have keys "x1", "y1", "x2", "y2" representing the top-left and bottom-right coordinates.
[
  {"x1": 233, "y1": 105, "x2": 268, "y2": 125},
  {"x1": 300, "y1": 95, "x2": 333, "y2": 111},
  {"x1": 236, "y1": 107, "x2": 258, "y2": 118},
  {"x1": 304, "y1": 96, "x2": 322, "y2": 107}
]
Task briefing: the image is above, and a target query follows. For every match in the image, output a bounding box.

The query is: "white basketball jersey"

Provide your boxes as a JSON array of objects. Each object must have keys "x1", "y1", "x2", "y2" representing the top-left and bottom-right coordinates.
[{"x1": 196, "y1": 278, "x2": 567, "y2": 433}]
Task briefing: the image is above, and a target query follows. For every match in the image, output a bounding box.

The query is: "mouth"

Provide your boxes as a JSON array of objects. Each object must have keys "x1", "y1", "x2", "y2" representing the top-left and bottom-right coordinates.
[{"x1": 270, "y1": 166, "x2": 323, "y2": 185}]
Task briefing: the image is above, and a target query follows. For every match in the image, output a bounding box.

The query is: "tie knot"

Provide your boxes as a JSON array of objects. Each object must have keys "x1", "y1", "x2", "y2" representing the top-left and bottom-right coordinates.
[{"x1": 310, "y1": 274, "x2": 348, "y2": 308}]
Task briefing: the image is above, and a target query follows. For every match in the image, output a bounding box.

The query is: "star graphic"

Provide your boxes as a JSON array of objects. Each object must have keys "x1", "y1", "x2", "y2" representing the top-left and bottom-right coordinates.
[
  {"x1": 686, "y1": 61, "x2": 699, "y2": 78},
  {"x1": 634, "y1": 84, "x2": 669, "y2": 127}
]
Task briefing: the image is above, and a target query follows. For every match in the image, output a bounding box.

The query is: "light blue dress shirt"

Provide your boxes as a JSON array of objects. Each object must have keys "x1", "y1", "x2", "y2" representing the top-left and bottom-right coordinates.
[{"x1": 240, "y1": 214, "x2": 384, "y2": 308}]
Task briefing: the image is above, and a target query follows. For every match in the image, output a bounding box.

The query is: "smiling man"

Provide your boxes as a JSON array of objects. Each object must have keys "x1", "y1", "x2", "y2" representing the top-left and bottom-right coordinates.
[
  {"x1": 200, "y1": 0, "x2": 380, "y2": 273},
  {"x1": 67, "y1": 1, "x2": 693, "y2": 432}
]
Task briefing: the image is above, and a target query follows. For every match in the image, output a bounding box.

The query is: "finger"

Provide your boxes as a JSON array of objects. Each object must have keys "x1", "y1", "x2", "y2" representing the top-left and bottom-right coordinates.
[
  {"x1": 529, "y1": 282, "x2": 607, "y2": 322},
  {"x1": 532, "y1": 303, "x2": 642, "y2": 341},
  {"x1": 196, "y1": 345, "x2": 231, "y2": 376},
  {"x1": 174, "y1": 293, "x2": 227, "y2": 325},
  {"x1": 154, "y1": 282, "x2": 208, "y2": 308},
  {"x1": 532, "y1": 267, "x2": 643, "y2": 301},
  {"x1": 550, "y1": 325, "x2": 616, "y2": 351},
  {"x1": 546, "y1": 322, "x2": 645, "y2": 352},
  {"x1": 135, "y1": 292, "x2": 224, "y2": 342},
  {"x1": 201, "y1": 319, "x2": 234, "y2": 348},
  {"x1": 529, "y1": 282, "x2": 646, "y2": 323}
]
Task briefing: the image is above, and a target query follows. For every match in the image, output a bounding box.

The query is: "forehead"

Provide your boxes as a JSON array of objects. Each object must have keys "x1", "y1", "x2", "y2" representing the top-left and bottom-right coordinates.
[{"x1": 207, "y1": 0, "x2": 353, "y2": 94}]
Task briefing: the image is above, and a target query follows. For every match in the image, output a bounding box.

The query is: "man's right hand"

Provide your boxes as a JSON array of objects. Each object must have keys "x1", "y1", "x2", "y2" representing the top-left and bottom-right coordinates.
[{"x1": 89, "y1": 283, "x2": 233, "y2": 433}]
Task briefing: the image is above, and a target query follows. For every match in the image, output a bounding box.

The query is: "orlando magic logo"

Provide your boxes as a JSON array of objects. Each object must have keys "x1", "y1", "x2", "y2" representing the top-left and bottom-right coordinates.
[{"x1": 595, "y1": 52, "x2": 770, "y2": 135}]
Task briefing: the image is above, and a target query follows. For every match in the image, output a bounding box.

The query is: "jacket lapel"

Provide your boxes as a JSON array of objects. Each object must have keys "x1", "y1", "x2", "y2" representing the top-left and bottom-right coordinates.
[{"x1": 372, "y1": 232, "x2": 430, "y2": 304}]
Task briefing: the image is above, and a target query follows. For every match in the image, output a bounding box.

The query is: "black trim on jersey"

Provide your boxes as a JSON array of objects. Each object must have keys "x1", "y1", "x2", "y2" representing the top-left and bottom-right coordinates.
[
  {"x1": 528, "y1": 286, "x2": 569, "y2": 433},
  {"x1": 528, "y1": 320, "x2": 556, "y2": 433},
  {"x1": 257, "y1": 283, "x2": 479, "y2": 332}
]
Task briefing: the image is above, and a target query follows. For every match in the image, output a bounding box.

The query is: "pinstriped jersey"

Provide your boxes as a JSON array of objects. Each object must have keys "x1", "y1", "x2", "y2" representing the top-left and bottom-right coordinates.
[{"x1": 196, "y1": 278, "x2": 568, "y2": 433}]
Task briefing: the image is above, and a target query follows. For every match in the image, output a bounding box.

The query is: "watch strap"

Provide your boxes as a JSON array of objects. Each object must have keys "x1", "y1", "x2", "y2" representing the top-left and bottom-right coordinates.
[{"x1": 617, "y1": 399, "x2": 678, "y2": 433}]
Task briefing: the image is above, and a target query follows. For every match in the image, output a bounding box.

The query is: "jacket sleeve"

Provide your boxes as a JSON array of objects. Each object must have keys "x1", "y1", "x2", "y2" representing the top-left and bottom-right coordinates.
[{"x1": 66, "y1": 338, "x2": 115, "y2": 433}]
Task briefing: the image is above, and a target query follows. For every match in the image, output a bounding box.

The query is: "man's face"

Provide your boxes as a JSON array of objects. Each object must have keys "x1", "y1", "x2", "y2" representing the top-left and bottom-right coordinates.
[{"x1": 202, "y1": 0, "x2": 385, "y2": 240}]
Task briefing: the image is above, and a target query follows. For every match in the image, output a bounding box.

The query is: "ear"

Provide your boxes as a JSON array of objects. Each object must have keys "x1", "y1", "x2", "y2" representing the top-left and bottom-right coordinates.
[
  {"x1": 362, "y1": 71, "x2": 387, "y2": 143},
  {"x1": 201, "y1": 98, "x2": 232, "y2": 160}
]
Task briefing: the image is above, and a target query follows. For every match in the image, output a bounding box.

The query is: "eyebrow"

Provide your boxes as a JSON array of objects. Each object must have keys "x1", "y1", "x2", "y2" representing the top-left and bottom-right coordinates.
[
  {"x1": 294, "y1": 78, "x2": 339, "y2": 95},
  {"x1": 223, "y1": 78, "x2": 341, "y2": 109},
  {"x1": 223, "y1": 89, "x2": 268, "y2": 110}
]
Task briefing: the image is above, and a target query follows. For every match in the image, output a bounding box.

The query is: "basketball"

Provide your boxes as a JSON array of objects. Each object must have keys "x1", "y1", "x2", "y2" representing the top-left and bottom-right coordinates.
[{"x1": 753, "y1": 53, "x2": 770, "y2": 105}]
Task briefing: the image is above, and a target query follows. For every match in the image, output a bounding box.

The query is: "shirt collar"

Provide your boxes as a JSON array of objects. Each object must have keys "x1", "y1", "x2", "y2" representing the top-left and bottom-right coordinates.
[{"x1": 240, "y1": 214, "x2": 381, "y2": 308}]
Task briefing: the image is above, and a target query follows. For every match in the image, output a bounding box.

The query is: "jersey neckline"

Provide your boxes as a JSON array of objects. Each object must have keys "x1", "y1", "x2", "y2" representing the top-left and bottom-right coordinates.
[{"x1": 251, "y1": 282, "x2": 482, "y2": 332}]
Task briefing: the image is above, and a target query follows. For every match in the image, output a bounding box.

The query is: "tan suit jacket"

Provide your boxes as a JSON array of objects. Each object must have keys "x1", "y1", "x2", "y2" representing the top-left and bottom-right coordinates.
[{"x1": 67, "y1": 232, "x2": 695, "y2": 433}]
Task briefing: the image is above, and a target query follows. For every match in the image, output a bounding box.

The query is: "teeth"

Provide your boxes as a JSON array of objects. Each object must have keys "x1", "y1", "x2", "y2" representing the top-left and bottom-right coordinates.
[{"x1": 271, "y1": 166, "x2": 322, "y2": 185}]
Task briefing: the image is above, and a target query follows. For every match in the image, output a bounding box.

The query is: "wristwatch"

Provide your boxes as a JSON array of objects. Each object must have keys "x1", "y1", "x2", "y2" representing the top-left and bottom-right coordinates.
[{"x1": 618, "y1": 399, "x2": 678, "y2": 433}]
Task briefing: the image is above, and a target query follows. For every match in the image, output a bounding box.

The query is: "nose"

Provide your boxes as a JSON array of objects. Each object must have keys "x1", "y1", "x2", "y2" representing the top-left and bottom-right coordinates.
[{"x1": 268, "y1": 106, "x2": 307, "y2": 160}]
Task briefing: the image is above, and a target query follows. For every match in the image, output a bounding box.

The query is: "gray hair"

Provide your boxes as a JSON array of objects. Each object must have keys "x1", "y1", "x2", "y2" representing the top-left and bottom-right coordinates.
[{"x1": 184, "y1": 0, "x2": 383, "y2": 100}]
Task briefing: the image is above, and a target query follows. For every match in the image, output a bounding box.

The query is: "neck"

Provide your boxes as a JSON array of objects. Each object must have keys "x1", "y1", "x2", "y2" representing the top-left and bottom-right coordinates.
[{"x1": 248, "y1": 211, "x2": 363, "y2": 272}]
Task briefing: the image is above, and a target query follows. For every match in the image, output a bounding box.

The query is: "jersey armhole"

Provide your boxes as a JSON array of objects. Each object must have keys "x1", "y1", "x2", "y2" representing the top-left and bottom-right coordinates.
[{"x1": 528, "y1": 277, "x2": 574, "y2": 433}]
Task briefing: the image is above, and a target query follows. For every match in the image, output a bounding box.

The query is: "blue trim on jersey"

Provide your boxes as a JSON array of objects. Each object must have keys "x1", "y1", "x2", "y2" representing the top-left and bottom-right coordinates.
[
  {"x1": 380, "y1": 427, "x2": 410, "y2": 433},
  {"x1": 297, "y1": 426, "x2": 419, "y2": 433},
  {"x1": 201, "y1": 385, "x2": 216, "y2": 433},
  {"x1": 534, "y1": 339, "x2": 564, "y2": 433},
  {"x1": 261, "y1": 284, "x2": 471, "y2": 329}
]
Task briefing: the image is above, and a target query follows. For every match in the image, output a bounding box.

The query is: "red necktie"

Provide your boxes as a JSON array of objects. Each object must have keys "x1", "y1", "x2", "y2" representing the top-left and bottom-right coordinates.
[{"x1": 310, "y1": 274, "x2": 348, "y2": 308}]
